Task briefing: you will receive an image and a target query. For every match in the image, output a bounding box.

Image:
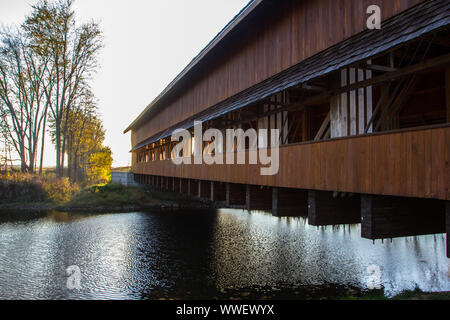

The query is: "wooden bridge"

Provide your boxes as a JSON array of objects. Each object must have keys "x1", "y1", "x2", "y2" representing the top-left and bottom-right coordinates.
[{"x1": 126, "y1": 0, "x2": 450, "y2": 257}]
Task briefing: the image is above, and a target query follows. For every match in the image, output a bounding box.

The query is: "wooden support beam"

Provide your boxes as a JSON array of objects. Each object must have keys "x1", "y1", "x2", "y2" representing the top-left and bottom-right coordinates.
[
  {"x1": 262, "y1": 99, "x2": 290, "y2": 107},
  {"x1": 362, "y1": 64, "x2": 397, "y2": 73},
  {"x1": 226, "y1": 183, "x2": 246, "y2": 208},
  {"x1": 361, "y1": 195, "x2": 446, "y2": 240},
  {"x1": 446, "y1": 67, "x2": 450, "y2": 123},
  {"x1": 231, "y1": 53, "x2": 450, "y2": 130},
  {"x1": 246, "y1": 185, "x2": 272, "y2": 211},
  {"x1": 272, "y1": 187, "x2": 308, "y2": 217},
  {"x1": 383, "y1": 74, "x2": 422, "y2": 130},
  {"x1": 314, "y1": 112, "x2": 331, "y2": 141},
  {"x1": 308, "y1": 191, "x2": 361, "y2": 226},
  {"x1": 301, "y1": 84, "x2": 326, "y2": 92},
  {"x1": 199, "y1": 180, "x2": 211, "y2": 199}
]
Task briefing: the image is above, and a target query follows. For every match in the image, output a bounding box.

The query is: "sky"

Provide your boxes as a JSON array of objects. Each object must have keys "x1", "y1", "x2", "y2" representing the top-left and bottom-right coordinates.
[{"x1": 0, "y1": 0, "x2": 250, "y2": 167}]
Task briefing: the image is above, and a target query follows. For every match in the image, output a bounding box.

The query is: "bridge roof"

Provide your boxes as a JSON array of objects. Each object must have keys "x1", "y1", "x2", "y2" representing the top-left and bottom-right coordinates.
[
  {"x1": 131, "y1": 0, "x2": 450, "y2": 151},
  {"x1": 124, "y1": 0, "x2": 264, "y2": 134}
]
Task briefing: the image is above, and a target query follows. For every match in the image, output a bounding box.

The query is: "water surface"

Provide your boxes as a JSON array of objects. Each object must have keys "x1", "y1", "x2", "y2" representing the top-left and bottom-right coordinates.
[{"x1": 0, "y1": 209, "x2": 448, "y2": 299}]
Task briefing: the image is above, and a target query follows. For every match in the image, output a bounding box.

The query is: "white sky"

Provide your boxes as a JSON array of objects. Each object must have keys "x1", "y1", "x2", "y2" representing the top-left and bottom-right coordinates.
[{"x1": 0, "y1": 0, "x2": 250, "y2": 167}]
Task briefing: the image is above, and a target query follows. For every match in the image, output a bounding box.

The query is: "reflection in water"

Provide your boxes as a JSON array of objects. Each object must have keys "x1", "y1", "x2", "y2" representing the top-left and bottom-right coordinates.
[{"x1": 0, "y1": 209, "x2": 448, "y2": 300}]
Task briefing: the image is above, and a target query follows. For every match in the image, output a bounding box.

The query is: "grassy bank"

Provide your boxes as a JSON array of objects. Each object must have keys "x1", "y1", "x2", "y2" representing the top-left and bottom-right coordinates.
[
  {"x1": 62, "y1": 183, "x2": 211, "y2": 212},
  {"x1": 0, "y1": 173, "x2": 211, "y2": 212}
]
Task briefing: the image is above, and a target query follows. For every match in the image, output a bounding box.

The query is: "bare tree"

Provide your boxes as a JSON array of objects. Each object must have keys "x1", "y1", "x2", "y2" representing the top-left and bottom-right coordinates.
[
  {"x1": 0, "y1": 29, "x2": 49, "y2": 173},
  {"x1": 24, "y1": 0, "x2": 103, "y2": 176}
]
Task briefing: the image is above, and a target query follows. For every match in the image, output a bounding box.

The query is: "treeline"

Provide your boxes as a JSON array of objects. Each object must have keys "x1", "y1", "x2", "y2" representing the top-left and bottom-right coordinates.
[{"x1": 0, "y1": 0, "x2": 111, "y2": 183}]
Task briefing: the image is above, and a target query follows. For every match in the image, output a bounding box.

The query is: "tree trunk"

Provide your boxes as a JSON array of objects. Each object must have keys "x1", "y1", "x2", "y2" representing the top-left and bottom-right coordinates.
[{"x1": 39, "y1": 113, "x2": 47, "y2": 175}]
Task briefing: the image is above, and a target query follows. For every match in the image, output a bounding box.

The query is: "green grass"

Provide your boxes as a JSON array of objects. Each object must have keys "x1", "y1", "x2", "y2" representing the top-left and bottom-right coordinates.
[
  {"x1": 0, "y1": 172, "x2": 209, "y2": 212},
  {"x1": 391, "y1": 288, "x2": 450, "y2": 300},
  {"x1": 65, "y1": 183, "x2": 154, "y2": 208}
]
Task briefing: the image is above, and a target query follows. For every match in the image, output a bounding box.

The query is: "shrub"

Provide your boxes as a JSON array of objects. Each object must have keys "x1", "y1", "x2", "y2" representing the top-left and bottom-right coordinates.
[
  {"x1": 0, "y1": 173, "x2": 79, "y2": 204},
  {"x1": 41, "y1": 175, "x2": 79, "y2": 203}
]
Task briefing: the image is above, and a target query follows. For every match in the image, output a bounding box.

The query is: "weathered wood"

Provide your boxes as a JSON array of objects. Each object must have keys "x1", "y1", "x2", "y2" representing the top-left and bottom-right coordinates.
[
  {"x1": 362, "y1": 195, "x2": 446, "y2": 239},
  {"x1": 246, "y1": 185, "x2": 272, "y2": 211},
  {"x1": 308, "y1": 190, "x2": 361, "y2": 226},
  {"x1": 272, "y1": 187, "x2": 308, "y2": 217},
  {"x1": 226, "y1": 183, "x2": 246, "y2": 207},
  {"x1": 133, "y1": 125, "x2": 449, "y2": 201},
  {"x1": 314, "y1": 112, "x2": 330, "y2": 141}
]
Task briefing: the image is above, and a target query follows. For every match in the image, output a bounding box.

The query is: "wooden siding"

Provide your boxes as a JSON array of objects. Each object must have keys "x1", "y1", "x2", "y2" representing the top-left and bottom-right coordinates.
[
  {"x1": 131, "y1": 0, "x2": 425, "y2": 147},
  {"x1": 133, "y1": 125, "x2": 449, "y2": 201}
]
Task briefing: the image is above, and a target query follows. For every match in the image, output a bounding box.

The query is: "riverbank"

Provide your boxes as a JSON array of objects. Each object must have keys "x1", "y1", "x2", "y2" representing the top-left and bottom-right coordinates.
[{"x1": 0, "y1": 179, "x2": 215, "y2": 213}]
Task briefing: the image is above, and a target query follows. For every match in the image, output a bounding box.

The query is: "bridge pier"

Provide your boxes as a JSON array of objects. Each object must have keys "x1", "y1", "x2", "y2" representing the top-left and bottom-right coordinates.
[
  {"x1": 211, "y1": 182, "x2": 226, "y2": 202},
  {"x1": 226, "y1": 183, "x2": 246, "y2": 208},
  {"x1": 246, "y1": 185, "x2": 272, "y2": 211},
  {"x1": 167, "y1": 177, "x2": 173, "y2": 191},
  {"x1": 361, "y1": 195, "x2": 446, "y2": 240},
  {"x1": 190, "y1": 180, "x2": 199, "y2": 198},
  {"x1": 180, "y1": 179, "x2": 189, "y2": 195},
  {"x1": 308, "y1": 190, "x2": 360, "y2": 226},
  {"x1": 165, "y1": 177, "x2": 170, "y2": 191},
  {"x1": 199, "y1": 180, "x2": 211, "y2": 199},
  {"x1": 173, "y1": 178, "x2": 180, "y2": 192},
  {"x1": 272, "y1": 188, "x2": 308, "y2": 217}
]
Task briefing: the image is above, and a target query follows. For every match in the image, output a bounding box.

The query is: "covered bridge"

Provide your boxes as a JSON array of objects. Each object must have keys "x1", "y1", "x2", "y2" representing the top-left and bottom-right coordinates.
[{"x1": 125, "y1": 0, "x2": 450, "y2": 257}]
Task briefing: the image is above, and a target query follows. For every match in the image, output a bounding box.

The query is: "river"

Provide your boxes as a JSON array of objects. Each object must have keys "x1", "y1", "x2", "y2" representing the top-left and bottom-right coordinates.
[{"x1": 0, "y1": 209, "x2": 448, "y2": 300}]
